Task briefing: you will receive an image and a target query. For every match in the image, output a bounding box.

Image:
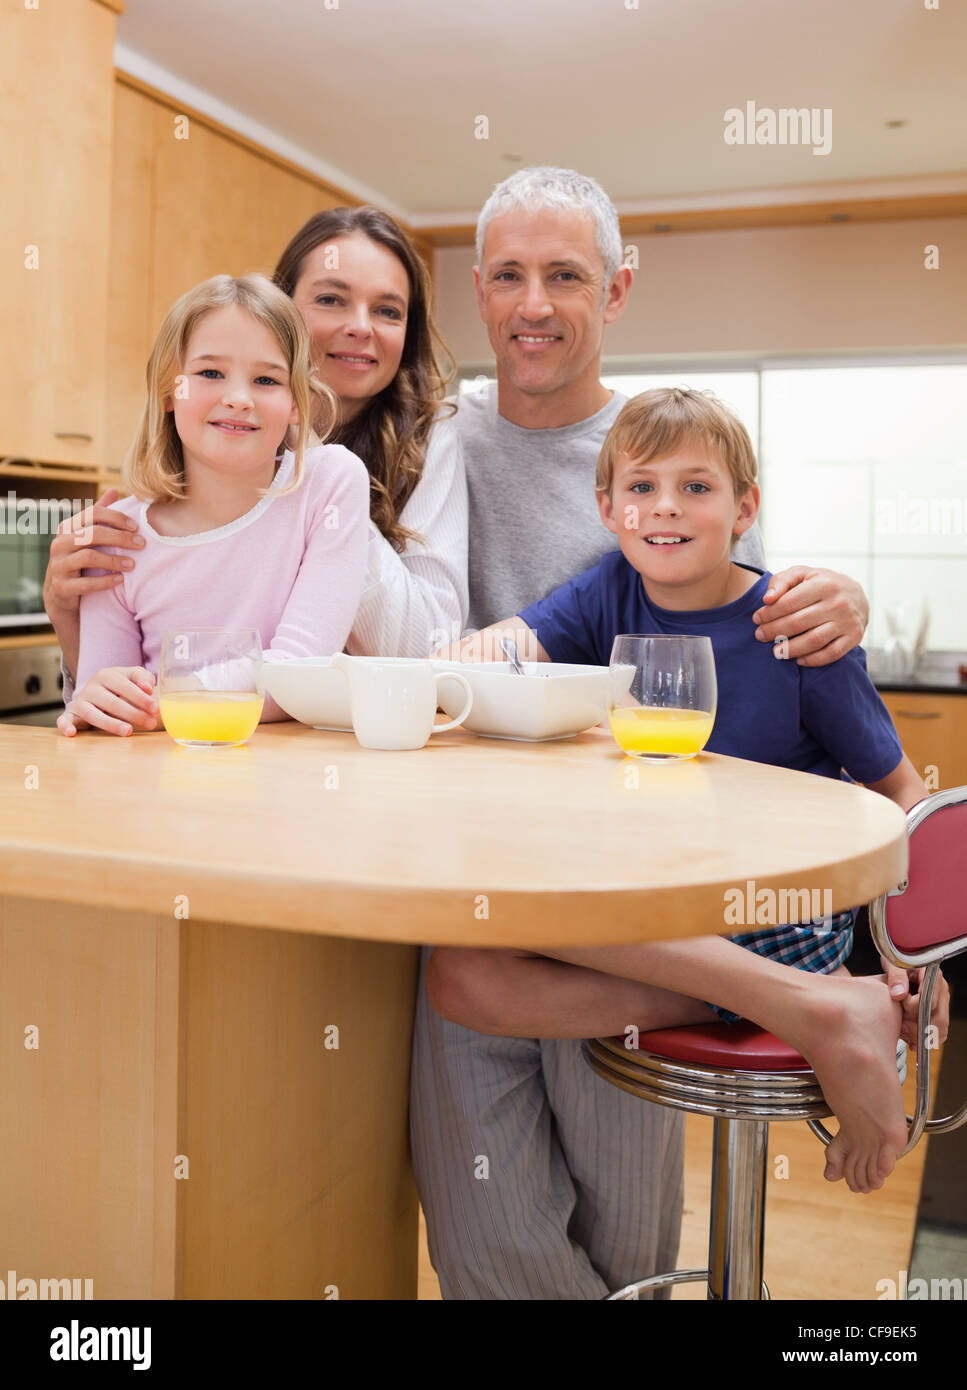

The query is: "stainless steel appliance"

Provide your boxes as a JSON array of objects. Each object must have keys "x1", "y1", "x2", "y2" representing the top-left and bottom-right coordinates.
[
  {"x1": 0, "y1": 496, "x2": 60, "y2": 629},
  {"x1": 0, "y1": 643, "x2": 64, "y2": 725}
]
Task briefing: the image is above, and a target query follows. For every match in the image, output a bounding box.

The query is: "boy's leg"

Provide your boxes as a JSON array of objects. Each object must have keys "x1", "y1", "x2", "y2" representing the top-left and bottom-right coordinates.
[
  {"x1": 537, "y1": 936, "x2": 908, "y2": 1194},
  {"x1": 409, "y1": 946, "x2": 685, "y2": 1299},
  {"x1": 428, "y1": 945, "x2": 717, "y2": 1037}
]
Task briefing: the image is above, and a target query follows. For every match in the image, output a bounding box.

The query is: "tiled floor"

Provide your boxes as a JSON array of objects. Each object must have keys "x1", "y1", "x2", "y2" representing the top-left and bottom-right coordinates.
[{"x1": 910, "y1": 1223, "x2": 967, "y2": 1287}]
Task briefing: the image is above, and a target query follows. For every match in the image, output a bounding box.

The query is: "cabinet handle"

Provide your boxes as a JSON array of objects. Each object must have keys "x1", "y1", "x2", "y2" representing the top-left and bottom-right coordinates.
[
  {"x1": 894, "y1": 710, "x2": 941, "y2": 720},
  {"x1": 53, "y1": 432, "x2": 93, "y2": 442}
]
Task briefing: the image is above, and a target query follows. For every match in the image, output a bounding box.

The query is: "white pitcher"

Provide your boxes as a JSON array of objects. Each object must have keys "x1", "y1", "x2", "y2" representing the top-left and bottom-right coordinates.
[{"x1": 330, "y1": 655, "x2": 473, "y2": 751}]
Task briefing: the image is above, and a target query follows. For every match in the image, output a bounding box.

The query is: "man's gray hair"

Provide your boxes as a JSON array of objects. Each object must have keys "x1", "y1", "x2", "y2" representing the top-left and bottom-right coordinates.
[{"x1": 475, "y1": 167, "x2": 623, "y2": 287}]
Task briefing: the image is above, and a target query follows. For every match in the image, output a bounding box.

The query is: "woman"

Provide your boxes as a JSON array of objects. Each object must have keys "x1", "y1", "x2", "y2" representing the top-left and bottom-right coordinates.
[{"x1": 45, "y1": 206, "x2": 468, "y2": 681}]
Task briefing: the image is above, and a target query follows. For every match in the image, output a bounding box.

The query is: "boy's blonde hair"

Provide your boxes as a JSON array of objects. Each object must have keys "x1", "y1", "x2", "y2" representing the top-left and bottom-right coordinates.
[
  {"x1": 124, "y1": 273, "x2": 337, "y2": 502},
  {"x1": 596, "y1": 387, "x2": 758, "y2": 498}
]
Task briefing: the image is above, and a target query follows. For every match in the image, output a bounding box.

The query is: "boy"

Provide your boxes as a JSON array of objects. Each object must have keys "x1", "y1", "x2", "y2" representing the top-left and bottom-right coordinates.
[{"x1": 429, "y1": 387, "x2": 948, "y2": 1195}]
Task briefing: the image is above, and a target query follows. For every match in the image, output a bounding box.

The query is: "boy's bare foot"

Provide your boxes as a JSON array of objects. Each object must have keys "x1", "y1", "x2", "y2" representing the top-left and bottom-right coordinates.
[{"x1": 784, "y1": 974, "x2": 907, "y2": 1195}]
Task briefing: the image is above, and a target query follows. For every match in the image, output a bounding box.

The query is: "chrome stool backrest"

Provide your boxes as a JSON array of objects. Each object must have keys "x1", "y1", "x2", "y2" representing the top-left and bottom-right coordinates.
[{"x1": 810, "y1": 785, "x2": 967, "y2": 1154}]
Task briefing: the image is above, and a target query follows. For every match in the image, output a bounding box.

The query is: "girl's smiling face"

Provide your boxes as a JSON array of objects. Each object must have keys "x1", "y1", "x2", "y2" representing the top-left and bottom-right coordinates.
[
  {"x1": 291, "y1": 232, "x2": 410, "y2": 423},
  {"x1": 169, "y1": 304, "x2": 298, "y2": 484},
  {"x1": 598, "y1": 441, "x2": 759, "y2": 607}
]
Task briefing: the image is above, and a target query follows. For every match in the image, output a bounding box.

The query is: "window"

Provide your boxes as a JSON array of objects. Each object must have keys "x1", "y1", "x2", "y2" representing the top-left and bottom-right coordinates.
[
  {"x1": 601, "y1": 371, "x2": 760, "y2": 455},
  {"x1": 455, "y1": 361, "x2": 967, "y2": 652},
  {"x1": 759, "y1": 365, "x2": 967, "y2": 651}
]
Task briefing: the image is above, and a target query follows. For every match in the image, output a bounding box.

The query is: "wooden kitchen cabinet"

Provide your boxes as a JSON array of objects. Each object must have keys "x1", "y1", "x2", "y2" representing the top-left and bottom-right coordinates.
[
  {"x1": 880, "y1": 691, "x2": 967, "y2": 791},
  {"x1": 103, "y1": 75, "x2": 348, "y2": 475},
  {"x1": 0, "y1": 0, "x2": 121, "y2": 469}
]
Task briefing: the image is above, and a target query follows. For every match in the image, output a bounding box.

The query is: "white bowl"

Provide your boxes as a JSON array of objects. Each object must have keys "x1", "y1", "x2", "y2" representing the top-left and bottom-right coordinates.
[
  {"x1": 263, "y1": 656, "x2": 447, "y2": 731},
  {"x1": 434, "y1": 661, "x2": 615, "y2": 741}
]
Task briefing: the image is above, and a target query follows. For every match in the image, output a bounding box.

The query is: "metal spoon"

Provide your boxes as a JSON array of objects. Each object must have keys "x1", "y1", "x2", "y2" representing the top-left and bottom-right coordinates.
[{"x1": 499, "y1": 636, "x2": 527, "y2": 674}]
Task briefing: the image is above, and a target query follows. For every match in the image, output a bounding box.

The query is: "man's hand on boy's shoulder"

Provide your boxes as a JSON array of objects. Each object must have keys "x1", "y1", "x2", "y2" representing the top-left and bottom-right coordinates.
[{"x1": 752, "y1": 566, "x2": 869, "y2": 668}]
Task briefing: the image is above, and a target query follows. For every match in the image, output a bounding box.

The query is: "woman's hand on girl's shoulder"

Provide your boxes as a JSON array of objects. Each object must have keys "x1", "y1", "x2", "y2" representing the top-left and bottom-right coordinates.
[
  {"x1": 44, "y1": 488, "x2": 144, "y2": 617},
  {"x1": 57, "y1": 667, "x2": 159, "y2": 738}
]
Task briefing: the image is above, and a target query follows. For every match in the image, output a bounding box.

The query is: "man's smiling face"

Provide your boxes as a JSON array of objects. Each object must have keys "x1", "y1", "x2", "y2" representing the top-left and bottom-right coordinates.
[{"x1": 474, "y1": 207, "x2": 613, "y2": 400}]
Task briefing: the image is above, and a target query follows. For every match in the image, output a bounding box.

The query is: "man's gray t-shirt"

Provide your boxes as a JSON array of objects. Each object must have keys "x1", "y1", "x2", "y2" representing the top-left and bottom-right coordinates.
[{"x1": 456, "y1": 382, "x2": 766, "y2": 632}]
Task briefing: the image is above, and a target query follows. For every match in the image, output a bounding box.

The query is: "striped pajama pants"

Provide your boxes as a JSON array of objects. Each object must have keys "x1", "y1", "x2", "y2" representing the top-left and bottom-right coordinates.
[{"x1": 409, "y1": 946, "x2": 685, "y2": 1300}]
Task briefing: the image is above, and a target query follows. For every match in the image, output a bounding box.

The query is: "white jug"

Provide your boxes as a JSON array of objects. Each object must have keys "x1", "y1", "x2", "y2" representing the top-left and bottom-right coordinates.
[{"x1": 330, "y1": 655, "x2": 473, "y2": 750}]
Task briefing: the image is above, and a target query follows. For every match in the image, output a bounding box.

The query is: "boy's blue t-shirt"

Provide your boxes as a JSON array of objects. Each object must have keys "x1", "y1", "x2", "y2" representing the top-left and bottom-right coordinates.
[{"x1": 517, "y1": 553, "x2": 902, "y2": 784}]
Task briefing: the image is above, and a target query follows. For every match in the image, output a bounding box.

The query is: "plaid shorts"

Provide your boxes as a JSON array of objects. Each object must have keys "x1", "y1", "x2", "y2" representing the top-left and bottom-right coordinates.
[{"x1": 707, "y1": 910, "x2": 855, "y2": 1024}]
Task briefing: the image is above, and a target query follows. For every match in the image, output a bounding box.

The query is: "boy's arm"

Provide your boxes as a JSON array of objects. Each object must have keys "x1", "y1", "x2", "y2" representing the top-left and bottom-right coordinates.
[
  {"x1": 432, "y1": 617, "x2": 551, "y2": 664},
  {"x1": 433, "y1": 559, "x2": 615, "y2": 666},
  {"x1": 863, "y1": 753, "x2": 929, "y2": 813}
]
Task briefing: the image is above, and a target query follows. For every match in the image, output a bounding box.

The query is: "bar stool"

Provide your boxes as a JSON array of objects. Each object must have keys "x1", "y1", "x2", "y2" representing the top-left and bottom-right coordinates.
[{"x1": 588, "y1": 784, "x2": 967, "y2": 1301}]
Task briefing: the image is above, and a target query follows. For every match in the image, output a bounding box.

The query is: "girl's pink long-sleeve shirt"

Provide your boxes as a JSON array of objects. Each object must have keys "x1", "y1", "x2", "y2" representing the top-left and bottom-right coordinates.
[{"x1": 76, "y1": 445, "x2": 370, "y2": 721}]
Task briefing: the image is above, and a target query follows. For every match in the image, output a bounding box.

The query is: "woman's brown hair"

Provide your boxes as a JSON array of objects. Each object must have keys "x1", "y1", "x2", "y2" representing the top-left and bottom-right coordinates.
[{"x1": 274, "y1": 206, "x2": 456, "y2": 553}]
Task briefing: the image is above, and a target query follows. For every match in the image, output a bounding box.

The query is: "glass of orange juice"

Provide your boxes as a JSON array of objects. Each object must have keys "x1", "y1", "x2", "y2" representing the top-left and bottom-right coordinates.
[
  {"x1": 158, "y1": 628, "x2": 264, "y2": 749},
  {"x1": 608, "y1": 635, "x2": 717, "y2": 761}
]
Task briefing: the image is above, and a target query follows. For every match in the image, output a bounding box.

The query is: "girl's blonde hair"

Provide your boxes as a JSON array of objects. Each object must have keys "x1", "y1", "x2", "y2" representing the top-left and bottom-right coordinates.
[{"x1": 124, "y1": 273, "x2": 338, "y2": 501}]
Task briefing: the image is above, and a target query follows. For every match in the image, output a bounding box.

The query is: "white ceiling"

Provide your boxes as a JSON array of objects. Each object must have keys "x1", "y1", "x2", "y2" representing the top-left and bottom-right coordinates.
[{"x1": 117, "y1": 0, "x2": 967, "y2": 225}]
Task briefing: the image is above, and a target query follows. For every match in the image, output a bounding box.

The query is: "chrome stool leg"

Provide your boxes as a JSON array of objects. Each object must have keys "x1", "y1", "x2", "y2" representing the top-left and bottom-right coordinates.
[
  {"x1": 605, "y1": 1115, "x2": 771, "y2": 1301},
  {"x1": 608, "y1": 1269, "x2": 709, "y2": 1300},
  {"x1": 587, "y1": 1033, "x2": 828, "y2": 1300},
  {"x1": 607, "y1": 1271, "x2": 770, "y2": 1300},
  {"x1": 708, "y1": 1116, "x2": 768, "y2": 1300}
]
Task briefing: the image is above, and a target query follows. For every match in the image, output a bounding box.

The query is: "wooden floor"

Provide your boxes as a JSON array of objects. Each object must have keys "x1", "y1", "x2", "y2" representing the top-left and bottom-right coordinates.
[{"x1": 417, "y1": 1062, "x2": 929, "y2": 1301}]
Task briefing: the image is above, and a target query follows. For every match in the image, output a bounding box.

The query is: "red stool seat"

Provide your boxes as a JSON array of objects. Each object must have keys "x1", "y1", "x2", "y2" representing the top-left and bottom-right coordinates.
[{"x1": 633, "y1": 1021, "x2": 811, "y2": 1071}]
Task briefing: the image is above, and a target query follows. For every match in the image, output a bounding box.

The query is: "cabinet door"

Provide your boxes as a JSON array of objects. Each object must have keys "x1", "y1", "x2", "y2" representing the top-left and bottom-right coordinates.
[
  {"x1": 0, "y1": 0, "x2": 116, "y2": 467},
  {"x1": 882, "y1": 692, "x2": 967, "y2": 791},
  {"x1": 103, "y1": 79, "x2": 345, "y2": 477}
]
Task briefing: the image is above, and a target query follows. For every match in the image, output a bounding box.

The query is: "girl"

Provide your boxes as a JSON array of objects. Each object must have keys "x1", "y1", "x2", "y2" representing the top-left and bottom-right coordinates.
[
  {"x1": 57, "y1": 273, "x2": 369, "y2": 737},
  {"x1": 46, "y1": 207, "x2": 467, "y2": 680}
]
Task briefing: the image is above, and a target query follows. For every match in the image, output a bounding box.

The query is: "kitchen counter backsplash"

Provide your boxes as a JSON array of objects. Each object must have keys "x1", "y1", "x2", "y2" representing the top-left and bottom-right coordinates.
[{"x1": 868, "y1": 649, "x2": 967, "y2": 694}]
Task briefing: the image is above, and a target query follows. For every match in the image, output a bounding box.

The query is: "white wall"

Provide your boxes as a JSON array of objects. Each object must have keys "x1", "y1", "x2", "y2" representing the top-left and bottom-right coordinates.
[{"x1": 434, "y1": 217, "x2": 967, "y2": 364}]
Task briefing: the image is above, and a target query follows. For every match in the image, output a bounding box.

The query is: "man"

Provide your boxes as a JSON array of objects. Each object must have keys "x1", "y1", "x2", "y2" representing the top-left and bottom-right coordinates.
[{"x1": 411, "y1": 166, "x2": 870, "y2": 1299}]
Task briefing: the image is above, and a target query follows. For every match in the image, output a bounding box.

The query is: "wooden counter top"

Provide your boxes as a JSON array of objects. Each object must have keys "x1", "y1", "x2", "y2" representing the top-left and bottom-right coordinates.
[{"x1": 0, "y1": 722, "x2": 907, "y2": 947}]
